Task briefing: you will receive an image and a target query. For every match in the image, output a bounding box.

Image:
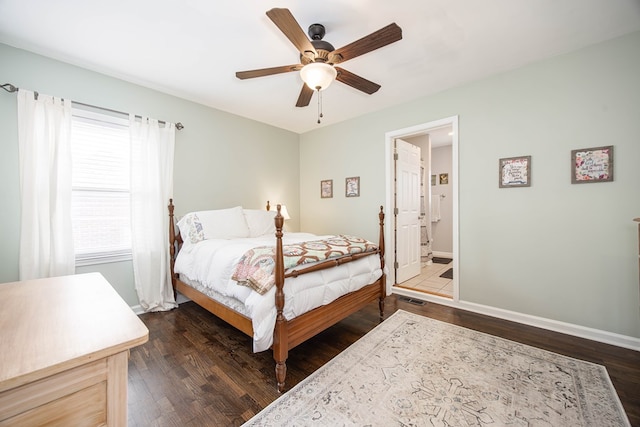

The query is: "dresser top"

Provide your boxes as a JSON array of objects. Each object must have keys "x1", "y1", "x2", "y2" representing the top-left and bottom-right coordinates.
[{"x1": 0, "y1": 272, "x2": 149, "y2": 391}]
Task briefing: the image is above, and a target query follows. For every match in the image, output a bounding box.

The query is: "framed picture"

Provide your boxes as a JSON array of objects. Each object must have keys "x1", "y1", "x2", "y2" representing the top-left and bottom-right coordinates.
[
  {"x1": 431, "y1": 174, "x2": 436, "y2": 186},
  {"x1": 320, "y1": 179, "x2": 333, "y2": 198},
  {"x1": 571, "y1": 145, "x2": 614, "y2": 184},
  {"x1": 345, "y1": 176, "x2": 360, "y2": 197},
  {"x1": 439, "y1": 173, "x2": 449, "y2": 185},
  {"x1": 499, "y1": 155, "x2": 531, "y2": 188}
]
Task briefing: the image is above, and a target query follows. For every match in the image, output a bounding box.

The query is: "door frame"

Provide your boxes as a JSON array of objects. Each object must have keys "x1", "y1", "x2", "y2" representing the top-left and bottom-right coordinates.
[{"x1": 384, "y1": 115, "x2": 459, "y2": 301}]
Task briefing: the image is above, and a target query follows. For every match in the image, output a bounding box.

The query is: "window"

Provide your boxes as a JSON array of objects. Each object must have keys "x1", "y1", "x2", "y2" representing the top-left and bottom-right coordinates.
[{"x1": 70, "y1": 108, "x2": 131, "y2": 265}]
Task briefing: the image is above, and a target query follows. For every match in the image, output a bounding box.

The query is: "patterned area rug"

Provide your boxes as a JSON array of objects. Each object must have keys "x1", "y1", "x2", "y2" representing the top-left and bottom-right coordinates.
[{"x1": 244, "y1": 310, "x2": 630, "y2": 426}]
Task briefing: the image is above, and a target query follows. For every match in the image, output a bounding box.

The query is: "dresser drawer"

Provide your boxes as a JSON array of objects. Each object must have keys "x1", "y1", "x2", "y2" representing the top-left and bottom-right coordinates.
[{"x1": 0, "y1": 359, "x2": 108, "y2": 426}]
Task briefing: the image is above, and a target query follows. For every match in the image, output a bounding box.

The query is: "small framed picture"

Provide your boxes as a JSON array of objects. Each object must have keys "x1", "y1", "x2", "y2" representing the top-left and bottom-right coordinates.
[
  {"x1": 320, "y1": 179, "x2": 333, "y2": 198},
  {"x1": 431, "y1": 174, "x2": 436, "y2": 186},
  {"x1": 571, "y1": 145, "x2": 614, "y2": 184},
  {"x1": 499, "y1": 155, "x2": 531, "y2": 188},
  {"x1": 345, "y1": 176, "x2": 360, "y2": 197},
  {"x1": 439, "y1": 173, "x2": 449, "y2": 185}
]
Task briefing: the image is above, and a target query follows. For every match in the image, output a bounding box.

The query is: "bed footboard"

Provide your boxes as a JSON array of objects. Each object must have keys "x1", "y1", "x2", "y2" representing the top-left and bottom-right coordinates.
[{"x1": 271, "y1": 204, "x2": 385, "y2": 392}]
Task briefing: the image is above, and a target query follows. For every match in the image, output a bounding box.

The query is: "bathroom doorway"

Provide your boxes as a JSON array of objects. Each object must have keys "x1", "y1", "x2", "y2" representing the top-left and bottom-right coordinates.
[{"x1": 385, "y1": 116, "x2": 459, "y2": 301}]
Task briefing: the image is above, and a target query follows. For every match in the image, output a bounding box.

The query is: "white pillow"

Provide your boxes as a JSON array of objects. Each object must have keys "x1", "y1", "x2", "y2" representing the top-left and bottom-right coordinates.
[
  {"x1": 243, "y1": 209, "x2": 277, "y2": 237},
  {"x1": 178, "y1": 206, "x2": 250, "y2": 243}
]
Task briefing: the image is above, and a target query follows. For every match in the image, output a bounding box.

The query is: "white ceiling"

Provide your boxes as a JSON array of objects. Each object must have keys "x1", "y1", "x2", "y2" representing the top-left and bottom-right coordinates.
[{"x1": 1, "y1": 1, "x2": 639, "y2": 134}]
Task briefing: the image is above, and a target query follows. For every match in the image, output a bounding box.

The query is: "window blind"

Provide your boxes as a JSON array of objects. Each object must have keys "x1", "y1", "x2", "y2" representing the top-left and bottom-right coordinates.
[{"x1": 70, "y1": 110, "x2": 132, "y2": 265}]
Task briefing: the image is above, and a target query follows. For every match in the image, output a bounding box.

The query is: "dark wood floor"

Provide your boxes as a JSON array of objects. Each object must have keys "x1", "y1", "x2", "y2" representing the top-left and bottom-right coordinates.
[{"x1": 128, "y1": 295, "x2": 640, "y2": 426}]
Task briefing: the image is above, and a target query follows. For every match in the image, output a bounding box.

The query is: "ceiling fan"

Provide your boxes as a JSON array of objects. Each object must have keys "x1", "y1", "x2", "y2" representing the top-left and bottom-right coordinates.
[{"x1": 235, "y1": 8, "x2": 403, "y2": 108}]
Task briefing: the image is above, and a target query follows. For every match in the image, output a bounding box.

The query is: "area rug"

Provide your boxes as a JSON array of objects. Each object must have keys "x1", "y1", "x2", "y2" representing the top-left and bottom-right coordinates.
[
  {"x1": 440, "y1": 267, "x2": 454, "y2": 279},
  {"x1": 432, "y1": 257, "x2": 452, "y2": 264},
  {"x1": 244, "y1": 310, "x2": 630, "y2": 426}
]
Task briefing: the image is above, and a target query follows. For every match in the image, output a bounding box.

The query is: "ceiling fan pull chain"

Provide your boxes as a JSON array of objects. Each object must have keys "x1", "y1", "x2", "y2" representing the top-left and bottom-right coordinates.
[
  {"x1": 317, "y1": 89, "x2": 321, "y2": 123},
  {"x1": 317, "y1": 88, "x2": 323, "y2": 124}
]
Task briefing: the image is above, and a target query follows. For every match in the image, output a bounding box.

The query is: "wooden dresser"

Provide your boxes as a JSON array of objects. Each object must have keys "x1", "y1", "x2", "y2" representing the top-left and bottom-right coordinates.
[{"x1": 0, "y1": 273, "x2": 149, "y2": 426}]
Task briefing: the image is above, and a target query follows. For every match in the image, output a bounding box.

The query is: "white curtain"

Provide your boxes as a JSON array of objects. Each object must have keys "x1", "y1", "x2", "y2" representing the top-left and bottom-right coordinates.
[
  {"x1": 129, "y1": 115, "x2": 177, "y2": 312},
  {"x1": 17, "y1": 90, "x2": 75, "y2": 280}
]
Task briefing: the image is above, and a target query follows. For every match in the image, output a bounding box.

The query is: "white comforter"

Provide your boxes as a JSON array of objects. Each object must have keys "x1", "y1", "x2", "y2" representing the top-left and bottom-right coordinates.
[{"x1": 174, "y1": 233, "x2": 386, "y2": 352}]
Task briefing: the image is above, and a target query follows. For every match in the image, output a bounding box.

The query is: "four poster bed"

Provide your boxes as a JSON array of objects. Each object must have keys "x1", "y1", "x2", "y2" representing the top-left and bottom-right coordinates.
[{"x1": 168, "y1": 200, "x2": 387, "y2": 392}]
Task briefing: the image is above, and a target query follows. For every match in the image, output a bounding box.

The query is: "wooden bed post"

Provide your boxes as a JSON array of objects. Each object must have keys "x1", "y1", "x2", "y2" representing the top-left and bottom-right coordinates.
[
  {"x1": 168, "y1": 199, "x2": 184, "y2": 301},
  {"x1": 168, "y1": 199, "x2": 177, "y2": 299},
  {"x1": 378, "y1": 206, "x2": 386, "y2": 319},
  {"x1": 273, "y1": 204, "x2": 287, "y2": 392}
]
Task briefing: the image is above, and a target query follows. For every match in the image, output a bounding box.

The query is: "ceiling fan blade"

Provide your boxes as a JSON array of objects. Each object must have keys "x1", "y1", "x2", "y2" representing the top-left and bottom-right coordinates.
[
  {"x1": 335, "y1": 67, "x2": 381, "y2": 94},
  {"x1": 236, "y1": 64, "x2": 302, "y2": 80},
  {"x1": 266, "y1": 8, "x2": 317, "y2": 59},
  {"x1": 296, "y1": 84, "x2": 314, "y2": 107},
  {"x1": 329, "y1": 23, "x2": 402, "y2": 64}
]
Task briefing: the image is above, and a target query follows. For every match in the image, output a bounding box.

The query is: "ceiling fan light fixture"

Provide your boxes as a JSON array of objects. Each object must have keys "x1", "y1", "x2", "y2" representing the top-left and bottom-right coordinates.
[{"x1": 300, "y1": 62, "x2": 337, "y2": 91}]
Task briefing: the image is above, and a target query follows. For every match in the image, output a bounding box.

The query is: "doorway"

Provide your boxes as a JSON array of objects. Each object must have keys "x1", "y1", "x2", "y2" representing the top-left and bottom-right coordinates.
[{"x1": 385, "y1": 116, "x2": 459, "y2": 301}]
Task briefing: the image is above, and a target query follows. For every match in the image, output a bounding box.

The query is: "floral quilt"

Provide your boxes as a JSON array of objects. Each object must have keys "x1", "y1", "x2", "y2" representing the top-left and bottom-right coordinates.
[{"x1": 232, "y1": 235, "x2": 378, "y2": 295}]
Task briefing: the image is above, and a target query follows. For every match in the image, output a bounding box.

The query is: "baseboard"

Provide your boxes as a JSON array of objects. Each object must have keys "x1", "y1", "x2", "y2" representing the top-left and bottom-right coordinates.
[
  {"x1": 176, "y1": 292, "x2": 190, "y2": 304},
  {"x1": 432, "y1": 251, "x2": 453, "y2": 258},
  {"x1": 131, "y1": 293, "x2": 191, "y2": 315},
  {"x1": 392, "y1": 287, "x2": 640, "y2": 352},
  {"x1": 134, "y1": 286, "x2": 640, "y2": 351}
]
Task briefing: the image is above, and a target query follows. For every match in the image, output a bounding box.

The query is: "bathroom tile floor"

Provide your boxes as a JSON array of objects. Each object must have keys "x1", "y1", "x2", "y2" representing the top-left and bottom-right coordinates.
[{"x1": 395, "y1": 259, "x2": 453, "y2": 298}]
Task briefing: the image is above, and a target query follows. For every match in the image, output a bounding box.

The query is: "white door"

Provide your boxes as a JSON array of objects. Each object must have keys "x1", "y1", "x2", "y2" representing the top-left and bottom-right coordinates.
[{"x1": 395, "y1": 138, "x2": 421, "y2": 283}]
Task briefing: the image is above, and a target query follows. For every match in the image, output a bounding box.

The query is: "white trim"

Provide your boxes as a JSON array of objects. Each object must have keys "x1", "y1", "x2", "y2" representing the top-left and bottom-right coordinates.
[
  {"x1": 432, "y1": 251, "x2": 453, "y2": 258},
  {"x1": 72, "y1": 105, "x2": 129, "y2": 127},
  {"x1": 176, "y1": 293, "x2": 190, "y2": 304},
  {"x1": 134, "y1": 285, "x2": 640, "y2": 350},
  {"x1": 385, "y1": 116, "x2": 459, "y2": 300},
  {"x1": 75, "y1": 250, "x2": 132, "y2": 267},
  {"x1": 393, "y1": 287, "x2": 640, "y2": 352},
  {"x1": 132, "y1": 293, "x2": 190, "y2": 315}
]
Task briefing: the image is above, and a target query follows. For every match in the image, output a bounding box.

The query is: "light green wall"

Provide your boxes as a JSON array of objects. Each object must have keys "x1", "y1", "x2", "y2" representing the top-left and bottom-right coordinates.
[
  {"x1": 0, "y1": 43, "x2": 299, "y2": 306},
  {"x1": 2, "y1": 31, "x2": 639, "y2": 340},
  {"x1": 300, "y1": 31, "x2": 640, "y2": 339}
]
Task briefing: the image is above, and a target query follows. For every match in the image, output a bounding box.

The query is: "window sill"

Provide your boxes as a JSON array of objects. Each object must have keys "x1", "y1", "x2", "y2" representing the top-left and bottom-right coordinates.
[{"x1": 75, "y1": 251, "x2": 132, "y2": 267}]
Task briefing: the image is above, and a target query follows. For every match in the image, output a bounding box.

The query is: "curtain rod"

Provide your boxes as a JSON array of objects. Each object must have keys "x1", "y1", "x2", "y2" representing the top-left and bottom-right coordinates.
[{"x1": 1, "y1": 82, "x2": 184, "y2": 130}]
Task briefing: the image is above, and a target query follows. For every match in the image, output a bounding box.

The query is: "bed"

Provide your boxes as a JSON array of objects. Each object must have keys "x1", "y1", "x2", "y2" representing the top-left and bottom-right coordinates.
[{"x1": 168, "y1": 199, "x2": 387, "y2": 392}]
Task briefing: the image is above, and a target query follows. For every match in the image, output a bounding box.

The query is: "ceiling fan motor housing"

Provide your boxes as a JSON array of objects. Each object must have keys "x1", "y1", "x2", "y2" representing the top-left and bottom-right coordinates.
[
  {"x1": 303, "y1": 23, "x2": 335, "y2": 64},
  {"x1": 308, "y1": 23, "x2": 325, "y2": 40}
]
